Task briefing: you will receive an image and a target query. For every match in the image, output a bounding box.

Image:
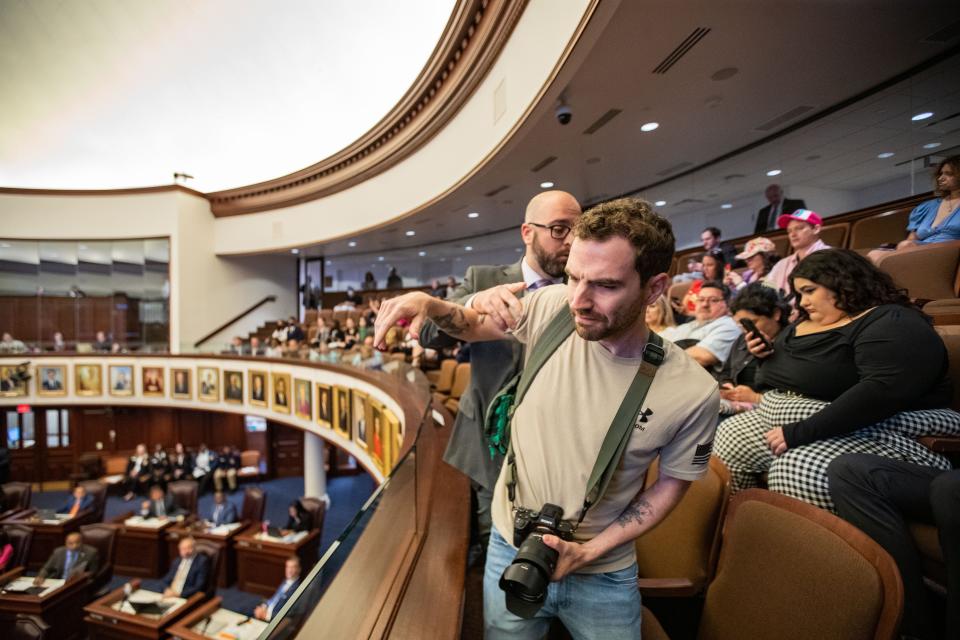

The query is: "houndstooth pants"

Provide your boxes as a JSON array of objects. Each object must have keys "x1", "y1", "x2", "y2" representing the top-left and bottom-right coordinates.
[{"x1": 714, "y1": 390, "x2": 960, "y2": 512}]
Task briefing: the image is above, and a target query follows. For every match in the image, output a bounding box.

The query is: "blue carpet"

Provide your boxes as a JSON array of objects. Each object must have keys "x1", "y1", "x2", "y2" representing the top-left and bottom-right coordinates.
[{"x1": 32, "y1": 473, "x2": 376, "y2": 615}]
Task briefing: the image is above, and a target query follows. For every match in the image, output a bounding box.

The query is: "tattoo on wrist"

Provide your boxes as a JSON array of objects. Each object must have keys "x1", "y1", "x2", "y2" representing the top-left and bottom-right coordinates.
[
  {"x1": 616, "y1": 496, "x2": 654, "y2": 528},
  {"x1": 434, "y1": 306, "x2": 471, "y2": 336}
]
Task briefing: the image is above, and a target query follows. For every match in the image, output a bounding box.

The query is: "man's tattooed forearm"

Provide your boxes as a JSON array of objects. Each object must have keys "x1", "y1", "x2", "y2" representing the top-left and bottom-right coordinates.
[
  {"x1": 434, "y1": 307, "x2": 471, "y2": 336},
  {"x1": 616, "y1": 496, "x2": 654, "y2": 528}
]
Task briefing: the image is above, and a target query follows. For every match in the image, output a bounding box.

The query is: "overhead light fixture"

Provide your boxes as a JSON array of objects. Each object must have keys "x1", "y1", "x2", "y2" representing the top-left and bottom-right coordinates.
[
  {"x1": 405, "y1": 230, "x2": 415, "y2": 237},
  {"x1": 924, "y1": 142, "x2": 941, "y2": 149},
  {"x1": 465, "y1": 246, "x2": 473, "y2": 251},
  {"x1": 721, "y1": 203, "x2": 733, "y2": 209},
  {"x1": 640, "y1": 122, "x2": 659, "y2": 132},
  {"x1": 654, "y1": 200, "x2": 666, "y2": 207},
  {"x1": 291, "y1": 248, "x2": 300, "y2": 254},
  {"x1": 911, "y1": 112, "x2": 934, "y2": 121},
  {"x1": 540, "y1": 181, "x2": 554, "y2": 189},
  {"x1": 377, "y1": 256, "x2": 384, "y2": 261},
  {"x1": 467, "y1": 212, "x2": 480, "y2": 218},
  {"x1": 325, "y1": 260, "x2": 332, "y2": 265},
  {"x1": 348, "y1": 241, "x2": 357, "y2": 247},
  {"x1": 418, "y1": 251, "x2": 427, "y2": 257},
  {"x1": 877, "y1": 152, "x2": 895, "y2": 159},
  {"x1": 766, "y1": 169, "x2": 782, "y2": 177}
]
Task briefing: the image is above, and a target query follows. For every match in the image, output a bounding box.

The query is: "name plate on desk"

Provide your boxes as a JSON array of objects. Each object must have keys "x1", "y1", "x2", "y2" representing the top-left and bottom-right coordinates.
[
  {"x1": 125, "y1": 515, "x2": 172, "y2": 528},
  {"x1": 1, "y1": 577, "x2": 65, "y2": 597},
  {"x1": 191, "y1": 609, "x2": 267, "y2": 639}
]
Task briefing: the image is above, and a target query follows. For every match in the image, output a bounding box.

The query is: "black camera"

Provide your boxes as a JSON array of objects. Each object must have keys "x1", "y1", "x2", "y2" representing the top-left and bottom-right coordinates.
[{"x1": 499, "y1": 503, "x2": 574, "y2": 618}]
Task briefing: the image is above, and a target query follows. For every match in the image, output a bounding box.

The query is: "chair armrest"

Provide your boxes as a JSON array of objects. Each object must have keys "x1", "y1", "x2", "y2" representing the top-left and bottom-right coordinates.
[
  {"x1": 636, "y1": 577, "x2": 701, "y2": 598},
  {"x1": 918, "y1": 436, "x2": 960, "y2": 453}
]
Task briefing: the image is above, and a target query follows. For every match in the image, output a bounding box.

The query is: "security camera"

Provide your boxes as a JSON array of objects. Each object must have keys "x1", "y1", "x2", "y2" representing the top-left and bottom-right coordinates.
[{"x1": 555, "y1": 104, "x2": 572, "y2": 125}]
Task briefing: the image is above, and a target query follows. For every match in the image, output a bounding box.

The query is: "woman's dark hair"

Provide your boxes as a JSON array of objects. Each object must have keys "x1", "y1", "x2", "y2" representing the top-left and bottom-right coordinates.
[
  {"x1": 730, "y1": 283, "x2": 791, "y2": 327},
  {"x1": 754, "y1": 252, "x2": 780, "y2": 278},
  {"x1": 789, "y1": 249, "x2": 914, "y2": 319},
  {"x1": 933, "y1": 155, "x2": 959, "y2": 197},
  {"x1": 701, "y1": 249, "x2": 727, "y2": 280}
]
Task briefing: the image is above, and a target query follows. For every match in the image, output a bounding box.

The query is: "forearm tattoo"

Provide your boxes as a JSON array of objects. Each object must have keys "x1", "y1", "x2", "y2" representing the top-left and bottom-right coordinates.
[
  {"x1": 434, "y1": 306, "x2": 472, "y2": 336},
  {"x1": 616, "y1": 495, "x2": 654, "y2": 528}
]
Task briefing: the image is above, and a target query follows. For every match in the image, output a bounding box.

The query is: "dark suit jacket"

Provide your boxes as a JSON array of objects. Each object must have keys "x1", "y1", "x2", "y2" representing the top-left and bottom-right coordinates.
[
  {"x1": 143, "y1": 495, "x2": 182, "y2": 518},
  {"x1": 754, "y1": 198, "x2": 806, "y2": 235},
  {"x1": 125, "y1": 455, "x2": 151, "y2": 478},
  {"x1": 419, "y1": 262, "x2": 526, "y2": 490},
  {"x1": 208, "y1": 501, "x2": 238, "y2": 526},
  {"x1": 57, "y1": 494, "x2": 94, "y2": 514},
  {"x1": 170, "y1": 453, "x2": 193, "y2": 478},
  {"x1": 162, "y1": 553, "x2": 210, "y2": 598},
  {"x1": 38, "y1": 544, "x2": 99, "y2": 580}
]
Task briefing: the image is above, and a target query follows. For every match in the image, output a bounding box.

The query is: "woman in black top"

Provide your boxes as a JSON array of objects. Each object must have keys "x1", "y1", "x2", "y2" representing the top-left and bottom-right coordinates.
[
  {"x1": 714, "y1": 249, "x2": 960, "y2": 511},
  {"x1": 284, "y1": 500, "x2": 313, "y2": 533}
]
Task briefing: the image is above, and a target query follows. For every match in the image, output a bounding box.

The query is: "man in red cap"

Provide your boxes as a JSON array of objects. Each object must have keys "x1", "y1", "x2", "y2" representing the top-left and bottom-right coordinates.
[{"x1": 764, "y1": 209, "x2": 829, "y2": 296}]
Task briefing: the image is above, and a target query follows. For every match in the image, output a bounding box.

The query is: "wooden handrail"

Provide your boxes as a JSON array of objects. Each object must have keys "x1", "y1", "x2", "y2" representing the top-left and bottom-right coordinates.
[{"x1": 192, "y1": 295, "x2": 277, "y2": 348}]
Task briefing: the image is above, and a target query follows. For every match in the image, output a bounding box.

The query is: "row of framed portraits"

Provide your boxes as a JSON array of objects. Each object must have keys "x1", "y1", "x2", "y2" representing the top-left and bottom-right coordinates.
[{"x1": 4, "y1": 363, "x2": 404, "y2": 472}]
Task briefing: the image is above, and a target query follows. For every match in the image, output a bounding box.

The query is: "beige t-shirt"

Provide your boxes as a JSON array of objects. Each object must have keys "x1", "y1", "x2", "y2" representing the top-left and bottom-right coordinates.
[{"x1": 491, "y1": 286, "x2": 719, "y2": 573}]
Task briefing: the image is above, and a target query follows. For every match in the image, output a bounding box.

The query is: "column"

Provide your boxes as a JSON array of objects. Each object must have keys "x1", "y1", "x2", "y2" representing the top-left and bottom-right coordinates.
[{"x1": 303, "y1": 432, "x2": 330, "y2": 507}]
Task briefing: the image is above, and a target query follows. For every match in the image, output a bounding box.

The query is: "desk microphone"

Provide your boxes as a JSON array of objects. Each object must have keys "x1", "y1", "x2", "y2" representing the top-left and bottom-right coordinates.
[{"x1": 199, "y1": 615, "x2": 213, "y2": 635}]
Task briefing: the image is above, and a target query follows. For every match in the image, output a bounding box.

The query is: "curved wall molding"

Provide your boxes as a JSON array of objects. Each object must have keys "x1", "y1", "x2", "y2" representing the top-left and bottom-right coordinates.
[{"x1": 0, "y1": 355, "x2": 418, "y2": 483}]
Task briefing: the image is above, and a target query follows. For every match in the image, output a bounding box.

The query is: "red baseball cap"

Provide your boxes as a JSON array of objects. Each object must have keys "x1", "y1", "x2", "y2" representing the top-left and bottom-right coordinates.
[{"x1": 777, "y1": 209, "x2": 822, "y2": 229}]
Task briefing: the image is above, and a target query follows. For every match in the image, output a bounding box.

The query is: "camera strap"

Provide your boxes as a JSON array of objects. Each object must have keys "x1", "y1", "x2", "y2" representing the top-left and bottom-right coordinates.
[{"x1": 504, "y1": 307, "x2": 665, "y2": 530}]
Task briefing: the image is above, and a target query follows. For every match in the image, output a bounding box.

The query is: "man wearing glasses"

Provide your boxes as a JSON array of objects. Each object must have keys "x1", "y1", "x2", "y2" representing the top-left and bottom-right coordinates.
[
  {"x1": 661, "y1": 280, "x2": 741, "y2": 372},
  {"x1": 419, "y1": 190, "x2": 582, "y2": 562}
]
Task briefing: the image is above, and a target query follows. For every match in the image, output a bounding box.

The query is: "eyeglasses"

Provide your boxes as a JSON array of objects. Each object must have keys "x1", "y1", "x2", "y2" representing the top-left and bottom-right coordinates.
[
  {"x1": 695, "y1": 296, "x2": 725, "y2": 305},
  {"x1": 527, "y1": 222, "x2": 572, "y2": 240}
]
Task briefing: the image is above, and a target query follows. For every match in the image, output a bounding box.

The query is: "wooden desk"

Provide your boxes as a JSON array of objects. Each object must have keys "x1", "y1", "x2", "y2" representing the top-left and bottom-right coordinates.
[
  {"x1": 115, "y1": 517, "x2": 177, "y2": 578},
  {"x1": 83, "y1": 585, "x2": 203, "y2": 640},
  {"x1": 7, "y1": 510, "x2": 95, "y2": 571},
  {"x1": 165, "y1": 521, "x2": 247, "y2": 588},
  {"x1": 167, "y1": 596, "x2": 268, "y2": 640},
  {"x1": 234, "y1": 529, "x2": 320, "y2": 597},
  {"x1": 0, "y1": 567, "x2": 91, "y2": 640}
]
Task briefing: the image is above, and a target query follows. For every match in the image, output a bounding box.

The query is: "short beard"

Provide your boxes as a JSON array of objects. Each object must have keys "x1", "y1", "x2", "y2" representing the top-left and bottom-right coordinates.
[
  {"x1": 531, "y1": 233, "x2": 568, "y2": 278},
  {"x1": 572, "y1": 294, "x2": 646, "y2": 342}
]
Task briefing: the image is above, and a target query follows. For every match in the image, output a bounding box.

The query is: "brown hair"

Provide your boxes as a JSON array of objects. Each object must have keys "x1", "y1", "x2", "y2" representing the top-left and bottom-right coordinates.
[
  {"x1": 573, "y1": 197, "x2": 675, "y2": 281},
  {"x1": 934, "y1": 155, "x2": 959, "y2": 197}
]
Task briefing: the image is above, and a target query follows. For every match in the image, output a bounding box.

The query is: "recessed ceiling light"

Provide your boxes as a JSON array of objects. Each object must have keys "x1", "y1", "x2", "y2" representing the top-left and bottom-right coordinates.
[
  {"x1": 924, "y1": 142, "x2": 941, "y2": 149},
  {"x1": 540, "y1": 181, "x2": 554, "y2": 189},
  {"x1": 877, "y1": 152, "x2": 895, "y2": 159},
  {"x1": 418, "y1": 251, "x2": 426, "y2": 257},
  {"x1": 766, "y1": 169, "x2": 782, "y2": 177},
  {"x1": 377, "y1": 256, "x2": 384, "y2": 261},
  {"x1": 465, "y1": 246, "x2": 473, "y2": 251},
  {"x1": 721, "y1": 203, "x2": 733, "y2": 209},
  {"x1": 348, "y1": 241, "x2": 357, "y2": 247},
  {"x1": 654, "y1": 200, "x2": 667, "y2": 207},
  {"x1": 467, "y1": 212, "x2": 480, "y2": 218},
  {"x1": 641, "y1": 122, "x2": 659, "y2": 132},
  {"x1": 325, "y1": 260, "x2": 332, "y2": 265},
  {"x1": 291, "y1": 248, "x2": 300, "y2": 254},
  {"x1": 405, "y1": 230, "x2": 415, "y2": 236},
  {"x1": 911, "y1": 112, "x2": 934, "y2": 121}
]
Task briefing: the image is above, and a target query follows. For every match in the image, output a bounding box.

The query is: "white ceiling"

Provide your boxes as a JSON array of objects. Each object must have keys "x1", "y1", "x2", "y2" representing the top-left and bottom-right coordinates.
[{"x1": 0, "y1": 0, "x2": 454, "y2": 191}]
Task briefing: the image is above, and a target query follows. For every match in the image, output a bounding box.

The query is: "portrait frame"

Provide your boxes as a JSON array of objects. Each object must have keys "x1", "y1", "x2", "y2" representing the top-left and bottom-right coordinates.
[
  {"x1": 171, "y1": 368, "x2": 192, "y2": 399},
  {"x1": 108, "y1": 364, "x2": 135, "y2": 397},
  {"x1": 36, "y1": 364, "x2": 67, "y2": 397},
  {"x1": 351, "y1": 390, "x2": 369, "y2": 451},
  {"x1": 271, "y1": 372, "x2": 292, "y2": 414},
  {"x1": 316, "y1": 383, "x2": 333, "y2": 428},
  {"x1": 224, "y1": 370, "x2": 245, "y2": 404},
  {"x1": 75, "y1": 364, "x2": 103, "y2": 396},
  {"x1": 369, "y1": 401, "x2": 387, "y2": 472},
  {"x1": 142, "y1": 366, "x2": 164, "y2": 397},
  {"x1": 198, "y1": 367, "x2": 220, "y2": 402},
  {"x1": 386, "y1": 409, "x2": 402, "y2": 469},
  {"x1": 294, "y1": 378, "x2": 312, "y2": 420},
  {"x1": 333, "y1": 386, "x2": 351, "y2": 440},
  {"x1": 249, "y1": 370, "x2": 268, "y2": 407},
  {"x1": 0, "y1": 364, "x2": 29, "y2": 398}
]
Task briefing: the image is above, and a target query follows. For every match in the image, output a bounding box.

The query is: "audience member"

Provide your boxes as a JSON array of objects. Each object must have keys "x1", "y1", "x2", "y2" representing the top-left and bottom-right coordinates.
[
  {"x1": 662, "y1": 280, "x2": 740, "y2": 371},
  {"x1": 344, "y1": 287, "x2": 363, "y2": 305},
  {"x1": 327, "y1": 320, "x2": 346, "y2": 349},
  {"x1": 681, "y1": 249, "x2": 726, "y2": 316},
  {"x1": 701, "y1": 226, "x2": 738, "y2": 265},
  {"x1": 828, "y1": 455, "x2": 959, "y2": 640},
  {"x1": 249, "y1": 336, "x2": 264, "y2": 356},
  {"x1": 645, "y1": 294, "x2": 676, "y2": 334},
  {"x1": 307, "y1": 317, "x2": 329, "y2": 346},
  {"x1": 754, "y1": 183, "x2": 806, "y2": 234},
  {"x1": 140, "y1": 484, "x2": 183, "y2": 519},
  {"x1": 428, "y1": 279, "x2": 447, "y2": 297},
  {"x1": 284, "y1": 338, "x2": 302, "y2": 358},
  {"x1": 0, "y1": 332, "x2": 27, "y2": 354},
  {"x1": 213, "y1": 446, "x2": 239, "y2": 492},
  {"x1": 443, "y1": 275, "x2": 458, "y2": 298},
  {"x1": 361, "y1": 271, "x2": 377, "y2": 291},
  {"x1": 162, "y1": 536, "x2": 209, "y2": 598},
  {"x1": 343, "y1": 317, "x2": 359, "y2": 349},
  {"x1": 93, "y1": 330, "x2": 111, "y2": 352},
  {"x1": 254, "y1": 557, "x2": 302, "y2": 621},
  {"x1": 227, "y1": 336, "x2": 246, "y2": 355},
  {"x1": 58, "y1": 484, "x2": 93, "y2": 517},
  {"x1": 386, "y1": 267, "x2": 403, "y2": 289},
  {"x1": 671, "y1": 255, "x2": 704, "y2": 283},
  {"x1": 50, "y1": 331, "x2": 67, "y2": 351},
  {"x1": 123, "y1": 444, "x2": 152, "y2": 501},
  {"x1": 194, "y1": 444, "x2": 214, "y2": 493},
  {"x1": 717, "y1": 283, "x2": 790, "y2": 413},
  {"x1": 351, "y1": 336, "x2": 385, "y2": 369},
  {"x1": 170, "y1": 443, "x2": 193, "y2": 481},
  {"x1": 763, "y1": 209, "x2": 829, "y2": 297},
  {"x1": 265, "y1": 338, "x2": 283, "y2": 358},
  {"x1": 150, "y1": 443, "x2": 171, "y2": 487},
  {"x1": 285, "y1": 500, "x2": 313, "y2": 533},
  {"x1": 33, "y1": 532, "x2": 98, "y2": 584},
  {"x1": 271, "y1": 320, "x2": 288, "y2": 343},
  {"x1": 714, "y1": 249, "x2": 960, "y2": 511},
  {"x1": 0, "y1": 530, "x2": 11, "y2": 572},
  {"x1": 357, "y1": 315, "x2": 371, "y2": 341},
  {"x1": 286, "y1": 317, "x2": 305, "y2": 342},
  {"x1": 207, "y1": 491, "x2": 239, "y2": 526},
  {"x1": 724, "y1": 237, "x2": 779, "y2": 292}
]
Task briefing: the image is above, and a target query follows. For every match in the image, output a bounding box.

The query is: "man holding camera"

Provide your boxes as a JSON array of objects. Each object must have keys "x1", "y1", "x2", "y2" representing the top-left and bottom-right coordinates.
[{"x1": 375, "y1": 198, "x2": 718, "y2": 638}]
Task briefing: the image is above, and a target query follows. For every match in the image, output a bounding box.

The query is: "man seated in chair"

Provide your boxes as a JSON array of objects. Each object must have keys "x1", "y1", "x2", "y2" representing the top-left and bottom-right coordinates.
[
  {"x1": 206, "y1": 491, "x2": 238, "y2": 527},
  {"x1": 161, "y1": 536, "x2": 209, "y2": 599},
  {"x1": 253, "y1": 557, "x2": 301, "y2": 622},
  {"x1": 140, "y1": 485, "x2": 185, "y2": 519},
  {"x1": 661, "y1": 280, "x2": 740, "y2": 373},
  {"x1": 57, "y1": 485, "x2": 94, "y2": 518},
  {"x1": 33, "y1": 532, "x2": 99, "y2": 584}
]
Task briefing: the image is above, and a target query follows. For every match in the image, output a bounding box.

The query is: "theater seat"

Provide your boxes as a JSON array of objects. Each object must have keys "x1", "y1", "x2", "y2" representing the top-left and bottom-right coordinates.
[
  {"x1": 443, "y1": 363, "x2": 471, "y2": 413},
  {"x1": 2, "y1": 482, "x2": 32, "y2": 511},
  {"x1": 300, "y1": 497, "x2": 326, "y2": 534},
  {"x1": 849, "y1": 208, "x2": 912, "y2": 252},
  {"x1": 168, "y1": 480, "x2": 199, "y2": 515},
  {"x1": 667, "y1": 281, "x2": 693, "y2": 314},
  {"x1": 818, "y1": 222, "x2": 850, "y2": 250},
  {"x1": 430, "y1": 359, "x2": 457, "y2": 398},
  {"x1": 241, "y1": 487, "x2": 267, "y2": 523},
  {"x1": 80, "y1": 523, "x2": 118, "y2": 595},
  {"x1": 237, "y1": 450, "x2": 262, "y2": 483},
  {"x1": 193, "y1": 539, "x2": 224, "y2": 601},
  {"x1": 2, "y1": 524, "x2": 33, "y2": 569},
  {"x1": 11, "y1": 614, "x2": 50, "y2": 640},
  {"x1": 634, "y1": 456, "x2": 731, "y2": 597},
  {"x1": 643, "y1": 489, "x2": 902, "y2": 640},
  {"x1": 79, "y1": 480, "x2": 108, "y2": 522},
  {"x1": 875, "y1": 240, "x2": 960, "y2": 303}
]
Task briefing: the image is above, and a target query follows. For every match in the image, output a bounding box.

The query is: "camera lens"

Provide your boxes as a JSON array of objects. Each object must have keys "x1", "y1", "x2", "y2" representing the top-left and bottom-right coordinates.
[{"x1": 499, "y1": 532, "x2": 558, "y2": 618}]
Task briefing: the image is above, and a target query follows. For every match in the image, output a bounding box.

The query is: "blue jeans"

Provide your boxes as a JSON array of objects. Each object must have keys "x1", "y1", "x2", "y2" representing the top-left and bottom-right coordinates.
[{"x1": 483, "y1": 529, "x2": 641, "y2": 639}]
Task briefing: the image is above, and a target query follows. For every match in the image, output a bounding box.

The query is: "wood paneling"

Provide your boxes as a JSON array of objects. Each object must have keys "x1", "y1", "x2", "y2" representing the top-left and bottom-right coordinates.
[
  {"x1": 0, "y1": 295, "x2": 148, "y2": 345},
  {"x1": 270, "y1": 424, "x2": 304, "y2": 478}
]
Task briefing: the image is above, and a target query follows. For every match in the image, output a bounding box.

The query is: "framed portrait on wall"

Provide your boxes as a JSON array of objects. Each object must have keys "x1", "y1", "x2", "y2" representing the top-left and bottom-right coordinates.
[
  {"x1": 109, "y1": 364, "x2": 135, "y2": 396},
  {"x1": 224, "y1": 370, "x2": 244, "y2": 404},
  {"x1": 0, "y1": 364, "x2": 28, "y2": 397},
  {"x1": 36, "y1": 364, "x2": 67, "y2": 397},
  {"x1": 316, "y1": 383, "x2": 333, "y2": 428},
  {"x1": 171, "y1": 368, "x2": 192, "y2": 399},
  {"x1": 386, "y1": 409, "x2": 402, "y2": 468},
  {"x1": 333, "y1": 386, "x2": 351, "y2": 440},
  {"x1": 369, "y1": 401, "x2": 386, "y2": 472},
  {"x1": 75, "y1": 364, "x2": 103, "y2": 396},
  {"x1": 142, "y1": 367, "x2": 164, "y2": 397},
  {"x1": 198, "y1": 367, "x2": 220, "y2": 402},
  {"x1": 272, "y1": 372, "x2": 291, "y2": 414},
  {"x1": 351, "y1": 390, "x2": 369, "y2": 450},
  {"x1": 294, "y1": 378, "x2": 312, "y2": 420},
  {"x1": 249, "y1": 370, "x2": 268, "y2": 407}
]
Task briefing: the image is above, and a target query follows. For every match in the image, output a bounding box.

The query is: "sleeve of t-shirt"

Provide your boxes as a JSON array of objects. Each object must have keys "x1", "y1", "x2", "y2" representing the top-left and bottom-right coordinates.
[
  {"x1": 658, "y1": 386, "x2": 720, "y2": 481},
  {"x1": 906, "y1": 200, "x2": 933, "y2": 232},
  {"x1": 696, "y1": 319, "x2": 742, "y2": 364},
  {"x1": 783, "y1": 307, "x2": 948, "y2": 447},
  {"x1": 511, "y1": 286, "x2": 568, "y2": 349}
]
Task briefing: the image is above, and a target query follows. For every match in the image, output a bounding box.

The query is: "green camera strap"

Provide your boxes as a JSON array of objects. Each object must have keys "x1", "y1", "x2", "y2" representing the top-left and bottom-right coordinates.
[{"x1": 504, "y1": 308, "x2": 665, "y2": 530}]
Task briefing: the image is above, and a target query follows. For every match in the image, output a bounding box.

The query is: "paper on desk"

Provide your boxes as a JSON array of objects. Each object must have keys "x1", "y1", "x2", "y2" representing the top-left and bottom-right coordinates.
[
  {"x1": 208, "y1": 522, "x2": 243, "y2": 535},
  {"x1": 2, "y1": 577, "x2": 64, "y2": 597},
  {"x1": 192, "y1": 609, "x2": 267, "y2": 639},
  {"x1": 41, "y1": 514, "x2": 72, "y2": 524},
  {"x1": 114, "y1": 589, "x2": 186, "y2": 617},
  {"x1": 124, "y1": 515, "x2": 170, "y2": 528}
]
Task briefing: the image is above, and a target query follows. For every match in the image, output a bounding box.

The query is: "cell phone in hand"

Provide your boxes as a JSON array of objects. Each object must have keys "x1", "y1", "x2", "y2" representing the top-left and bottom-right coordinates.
[{"x1": 739, "y1": 318, "x2": 773, "y2": 352}]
